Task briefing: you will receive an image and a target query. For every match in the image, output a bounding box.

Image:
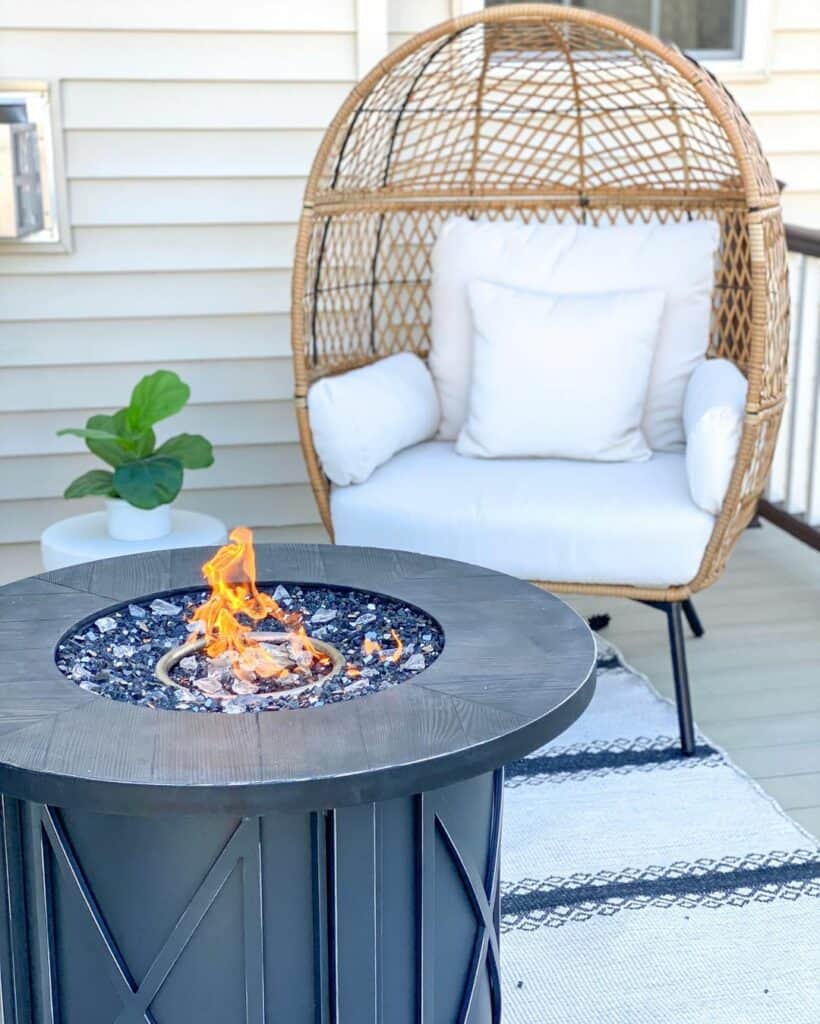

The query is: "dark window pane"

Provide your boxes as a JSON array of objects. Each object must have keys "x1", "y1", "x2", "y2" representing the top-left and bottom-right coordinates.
[
  {"x1": 660, "y1": 0, "x2": 738, "y2": 51},
  {"x1": 573, "y1": 0, "x2": 652, "y2": 32},
  {"x1": 484, "y1": 1, "x2": 741, "y2": 54}
]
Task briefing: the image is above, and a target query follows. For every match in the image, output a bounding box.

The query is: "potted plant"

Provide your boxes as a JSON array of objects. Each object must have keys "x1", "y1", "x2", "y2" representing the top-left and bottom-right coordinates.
[{"x1": 57, "y1": 370, "x2": 214, "y2": 541}]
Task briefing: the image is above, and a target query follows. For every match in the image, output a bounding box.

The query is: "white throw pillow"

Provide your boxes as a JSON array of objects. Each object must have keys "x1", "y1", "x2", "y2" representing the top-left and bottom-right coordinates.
[
  {"x1": 430, "y1": 216, "x2": 719, "y2": 450},
  {"x1": 307, "y1": 353, "x2": 440, "y2": 486},
  {"x1": 456, "y1": 281, "x2": 664, "y2": 462},
  {"x1": 683, "y1": 358, "x2": 747, "y2": 514}
]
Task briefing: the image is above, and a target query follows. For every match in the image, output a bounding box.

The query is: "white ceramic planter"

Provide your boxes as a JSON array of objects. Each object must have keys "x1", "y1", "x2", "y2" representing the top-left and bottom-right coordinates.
[{"x1": 106, "y1": 499, "x2": 173, "y2": 541}]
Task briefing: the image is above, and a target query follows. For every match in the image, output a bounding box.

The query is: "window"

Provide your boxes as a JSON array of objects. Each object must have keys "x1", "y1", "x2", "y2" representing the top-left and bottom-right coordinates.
[
  {"x1": 483, "y1": 1, "x2": 747, "y2": 60},
  {"x1": 0, "y1": 82, "x2": 70, "y2": 251}
]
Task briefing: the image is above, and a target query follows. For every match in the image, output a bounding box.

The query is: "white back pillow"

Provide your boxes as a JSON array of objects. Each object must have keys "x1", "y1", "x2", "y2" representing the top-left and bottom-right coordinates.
[
  {"x1": 430, "y1": 216, "x2": 719, "y2": 450},
  {"x1": 308, "y1": 353, "x2": 440, "y2": 486},
  {"x1": 457, "y1": 281, "x2": 663, "y2": 462}
]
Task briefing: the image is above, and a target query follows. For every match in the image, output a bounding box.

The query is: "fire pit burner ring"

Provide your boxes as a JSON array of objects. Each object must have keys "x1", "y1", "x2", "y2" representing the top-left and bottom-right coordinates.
[{"x1": 155, "y1": 631, "x2": 344, "y2": 696}]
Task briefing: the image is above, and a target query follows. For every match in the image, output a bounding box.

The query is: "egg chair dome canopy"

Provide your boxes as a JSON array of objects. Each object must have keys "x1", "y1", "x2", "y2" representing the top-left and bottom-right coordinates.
[{"x1": 292, "y1": 4, "x2": 788, "y2": 601}]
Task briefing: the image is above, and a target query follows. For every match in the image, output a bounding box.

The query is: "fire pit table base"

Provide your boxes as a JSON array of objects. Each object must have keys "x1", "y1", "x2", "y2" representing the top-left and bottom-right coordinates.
[
  {"x1": 2, "y1": 770, "x2": 502, "y2": 1024},
  {"x1": 0, "y1": 543, "x2": 596, "y2": 1024}
]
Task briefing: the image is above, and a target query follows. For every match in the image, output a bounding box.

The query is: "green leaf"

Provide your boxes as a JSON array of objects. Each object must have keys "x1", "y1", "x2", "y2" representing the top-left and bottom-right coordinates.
[
  {"x1": 63, "y1": 470, "x2": 117, "y2": 500},
  {"x1": 126, "y1": 370, "x2": 190, "y2": 433},
  {"x1": 57, "y1": 425, "x2": 124, "y2": 443},
  {"x1": 109, "y1": 410, "x2": 156, "y2": 459},
  {"x1": 154, "y1": 433, "x2": 214, "y2": 470},
  {"x1": 81, "y1": 413, "x2": 133, "y2": 467},
  {"x1": 113, "y1": 456, "x2": 183, "y2": 510}
]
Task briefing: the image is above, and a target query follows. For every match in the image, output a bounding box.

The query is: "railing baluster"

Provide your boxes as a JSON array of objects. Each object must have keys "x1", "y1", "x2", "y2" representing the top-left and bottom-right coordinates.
[
  {"x1": 806, "y1": 271, "x2": 820, "y2": 527},
  {"x1": 789, "y1": 257, "x2": 820, "y2": 514}
]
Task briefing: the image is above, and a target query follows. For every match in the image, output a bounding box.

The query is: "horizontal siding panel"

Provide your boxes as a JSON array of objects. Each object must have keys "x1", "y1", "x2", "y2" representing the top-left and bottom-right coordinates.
[
  {"x1": 0, "y1": 225, "x2": 297, "y2": 274},
  {"x1": 1, "y1": 1, "x2": 354, "y2": 31},
  {"x1": 63, "y1": 81, "x2": 350, "y2": 129},
  {"x1": 731, "y1": 73, "x2": 820, "y2": 114},
  {"x1": 1, "y1": 270, "x2": 290, "y2": 320},
  {"x1": 0, "y1": 544, "x2": 41, "y2": 586},
  {"x1": 65, "y1": 129, "x2": 323, "y2": 179},
  {"x1": 776, "y1": 0, "x2": 820, "y2": 30},
  {"x1": 781, "y1": 193, "x2": 820, "y2": 229},
  {"x1": 3, "y1": 358, "x2": 292, "y2": 412},
  {"x1": 767, "y1": 153, "x2": 820, "y2": 193},
  {"x1": 0, "y1": 443, "x2": 308, "y2": 501},
  {"x1": 0, "y1": 402, "x2": 300, "y2": 457},
  {"x1": 69, "y1": 178, "x2": 304, "y2": 226},
  {"x1": 0, "y1": 30, "x2": 355, "y2": 81},
  {"x1": 388, "y1": 1, "x2": 449, "y2": 34},
  {"x1": 750, "y1": 113, "x2": 820, "y2": 154},
  {"x1": 0, "y1": 484, "x2": 318, "y2": 544},
  {"x1": 0, "y1": 315, "x2": 291, "y2": 366},
  {"x1": 772, "y1": 30, "x2": 820, "y2": 71}
]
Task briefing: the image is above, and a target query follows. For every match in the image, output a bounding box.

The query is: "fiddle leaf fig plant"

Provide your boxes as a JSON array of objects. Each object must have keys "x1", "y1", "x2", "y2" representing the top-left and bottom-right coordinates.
[{"x1": 57, "y1": 370, "x2": 214, "y2": 510}]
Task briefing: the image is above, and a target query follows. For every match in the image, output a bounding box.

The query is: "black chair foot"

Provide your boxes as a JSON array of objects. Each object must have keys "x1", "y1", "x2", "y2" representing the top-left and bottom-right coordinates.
[
  {"x1": 681, "y1": 598, "x2": 705, "y2": 638},
  {"x1": 666, "y1": 603, "x2": 696, "y2": 756}
]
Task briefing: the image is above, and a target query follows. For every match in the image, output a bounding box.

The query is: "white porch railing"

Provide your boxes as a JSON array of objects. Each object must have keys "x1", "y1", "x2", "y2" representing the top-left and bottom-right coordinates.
[{"x1": 760, "y1": 225, "x2": 820, "y2": 550}]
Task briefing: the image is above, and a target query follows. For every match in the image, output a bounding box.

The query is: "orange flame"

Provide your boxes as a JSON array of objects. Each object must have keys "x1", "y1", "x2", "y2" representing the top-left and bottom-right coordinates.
[
  {"x1": 385, "y1": 628, "x2": 403, "y2": 664},
  {"x1": 361, "y1": 630, "x2": 403, "y2": 664},
  {"x1": 189, "y1": 526, "x2": 326, "y2": 676}
]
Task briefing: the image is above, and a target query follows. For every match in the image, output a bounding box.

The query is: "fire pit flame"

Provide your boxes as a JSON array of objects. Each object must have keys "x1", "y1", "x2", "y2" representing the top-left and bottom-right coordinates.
[
  {"x1": 57, "y1": 537, "x2": 442, "y2": 713},
  {"x1": 189, "y1": 526, "x2": 329, "y2": 679},
  {"x1": 362, "y1": 629, "x2": 403, "y2": 664}
]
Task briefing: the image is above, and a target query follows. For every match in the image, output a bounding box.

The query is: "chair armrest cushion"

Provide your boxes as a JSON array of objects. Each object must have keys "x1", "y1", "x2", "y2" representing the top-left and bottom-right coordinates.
[
  {"x1": 683, "y1": 358, "x2": 747, "y2": 514},
  {"x1": 308, "y1": 353, "x2": 440, "y2": 486}
]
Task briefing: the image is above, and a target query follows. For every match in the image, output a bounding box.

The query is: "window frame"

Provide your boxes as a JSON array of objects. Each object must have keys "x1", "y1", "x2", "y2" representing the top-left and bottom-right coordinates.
[
  {"x1": 455, "y1": 0, "x2": 775, "y2": 81},
  {"x1": 0, "y1": 80, "x2": 72, "y2": 252}
]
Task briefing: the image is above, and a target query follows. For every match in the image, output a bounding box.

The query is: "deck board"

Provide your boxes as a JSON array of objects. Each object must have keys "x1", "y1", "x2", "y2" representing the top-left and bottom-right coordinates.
[{"x1": 568, "y1": 523, "x2": 820, "y2": 838}]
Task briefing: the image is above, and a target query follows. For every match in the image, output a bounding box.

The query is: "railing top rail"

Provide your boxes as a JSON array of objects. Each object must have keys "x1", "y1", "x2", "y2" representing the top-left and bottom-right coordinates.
[{"x1": 785, "y1": 223, "x2": 820, "y2": 259}]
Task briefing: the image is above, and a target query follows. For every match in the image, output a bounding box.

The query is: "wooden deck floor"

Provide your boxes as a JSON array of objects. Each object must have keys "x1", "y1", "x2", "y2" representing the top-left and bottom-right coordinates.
[{"x1": 568, "y1": 523, "x2": 820, "y2": 838}]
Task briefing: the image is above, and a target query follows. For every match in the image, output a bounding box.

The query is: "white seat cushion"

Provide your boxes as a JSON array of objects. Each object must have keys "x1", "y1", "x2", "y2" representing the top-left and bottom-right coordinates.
[{"x1": 331, "y1": 442, "x2": 715, "y2": 588}]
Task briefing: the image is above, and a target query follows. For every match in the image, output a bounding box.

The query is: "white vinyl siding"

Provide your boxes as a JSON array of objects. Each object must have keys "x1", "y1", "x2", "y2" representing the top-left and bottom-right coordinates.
[{"x1": 0, "y1": 2, "x2": 364, "y2": 579}]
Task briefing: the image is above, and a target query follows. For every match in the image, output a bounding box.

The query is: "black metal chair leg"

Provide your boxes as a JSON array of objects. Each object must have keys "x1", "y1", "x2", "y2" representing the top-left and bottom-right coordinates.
[
  {"x1": 681, "y1": 598, "x2": 705, "y2": 638},
  {"x1": 666, "y1": 603, "x2": 696, "y2": 756}
]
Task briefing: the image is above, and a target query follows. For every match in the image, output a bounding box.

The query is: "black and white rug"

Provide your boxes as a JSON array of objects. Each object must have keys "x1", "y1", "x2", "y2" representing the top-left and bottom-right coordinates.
[{"x1": 501, "y1": 637, "x2": 820, "y2": 1023}]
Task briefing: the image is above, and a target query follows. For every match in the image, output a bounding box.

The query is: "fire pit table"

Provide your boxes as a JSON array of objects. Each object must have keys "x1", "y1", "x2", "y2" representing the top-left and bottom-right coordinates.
[{"x1": 0, "y1": 542, "x2": 594, "y2": 1024}]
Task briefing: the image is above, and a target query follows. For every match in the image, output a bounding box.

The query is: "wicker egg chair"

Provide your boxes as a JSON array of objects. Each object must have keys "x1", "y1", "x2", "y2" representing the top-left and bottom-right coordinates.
[{"x1": 291, "y1": 4, "x2": 789, "y2": 754}]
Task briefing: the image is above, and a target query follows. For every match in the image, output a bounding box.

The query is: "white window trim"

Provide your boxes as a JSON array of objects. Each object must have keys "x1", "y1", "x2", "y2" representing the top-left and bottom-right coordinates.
[
  {"x1": 453, "y1": 0, "x2": 775, "y2": 82},
  {"x1": 0, "y1": 80, "x2": 72, "y2": 253},
  {"x1": 357, "y1": 0, "x2": 389, "y2": 77}
]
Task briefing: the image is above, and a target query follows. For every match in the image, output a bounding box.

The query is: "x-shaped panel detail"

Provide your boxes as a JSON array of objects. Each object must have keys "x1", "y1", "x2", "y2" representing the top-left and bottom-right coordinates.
[
  {"x1": 432, "y1": 768, "x2": 504, "y2": 1024},
  {"x1": 31, "y1": 807, "x2": 264, "y2": 1024}
]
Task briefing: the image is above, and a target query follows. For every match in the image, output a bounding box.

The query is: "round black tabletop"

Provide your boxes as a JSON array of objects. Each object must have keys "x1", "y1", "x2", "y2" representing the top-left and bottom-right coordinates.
[{"x1": 0, "y1": 544, "x2": 595, "y2": 815}]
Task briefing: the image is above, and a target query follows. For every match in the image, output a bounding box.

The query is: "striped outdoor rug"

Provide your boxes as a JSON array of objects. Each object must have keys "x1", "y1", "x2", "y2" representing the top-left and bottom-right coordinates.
[{"x1": 501, "y1": 637, "x2": 820, "y2": 1023}]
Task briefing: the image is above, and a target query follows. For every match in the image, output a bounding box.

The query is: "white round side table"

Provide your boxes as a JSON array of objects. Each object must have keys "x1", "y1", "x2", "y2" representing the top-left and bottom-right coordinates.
[{"x1": 41, "y1": 510, "x2": 228, "y2": 571}]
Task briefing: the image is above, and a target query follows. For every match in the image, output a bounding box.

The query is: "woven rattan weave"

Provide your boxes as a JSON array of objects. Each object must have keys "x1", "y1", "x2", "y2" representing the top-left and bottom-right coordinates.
[{"x1": 291, "y1": 4, "x2": 788, "y2": 602}]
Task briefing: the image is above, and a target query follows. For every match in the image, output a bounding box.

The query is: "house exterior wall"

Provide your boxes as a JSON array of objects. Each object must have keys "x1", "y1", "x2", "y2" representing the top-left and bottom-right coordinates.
[{"x1": 0, "y1": 0, "x2": 816, "y2": 582}]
